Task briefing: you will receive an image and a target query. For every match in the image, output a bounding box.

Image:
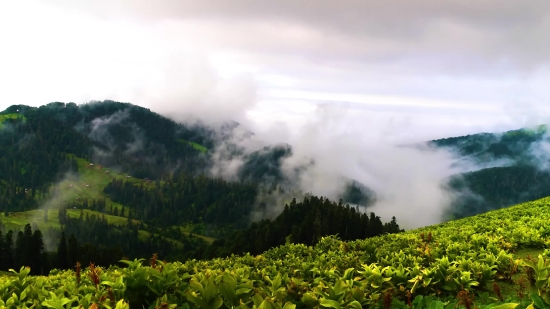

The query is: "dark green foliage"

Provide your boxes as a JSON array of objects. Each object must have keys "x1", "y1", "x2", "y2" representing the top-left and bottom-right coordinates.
[
  {"x1": 431, "y1": 124, "x2": 550, "y2": 219},
  {"x1": 0, "y1": 224, "x2": 48, "y2": 275},
  {"x1": 238, "y1": 145, "x2": 292, "y2": 184},
  {"x1": 3, "y1": 231, "x2": 14, "y2": 270},
  {"x1": 340, "y1": 181, "x2": 376, "y2": 206},
  {"x1": 103, "y1": 174, "x2": 258, "y2": 235},
  {"x1": 448, "y1": 165, "x2": 550, "y2": 219},
  {"x1": 57, "y1": 232, "x2": 68, "y2": 269},
  {"x1": 207, "y1": 195, "x2": 403, "y2": 258},
  {"x1": 57, "y1": 210, "x2": 208, "y2": 265},
  {"x1": 0, "y1": 100, "x2": 217, "y2": 215},
  {"x1": 67, "y1": 233, "x2": 79, "y2": 268}
]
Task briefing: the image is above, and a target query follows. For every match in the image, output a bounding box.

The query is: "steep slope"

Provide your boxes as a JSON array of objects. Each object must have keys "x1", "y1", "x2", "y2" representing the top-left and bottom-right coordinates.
[
  {"x1": 0, "y1": 101, "x2": 398, "y2": 267},
  {"x1": 429, "y1": 124, "x2": 550, "y2": 219}
]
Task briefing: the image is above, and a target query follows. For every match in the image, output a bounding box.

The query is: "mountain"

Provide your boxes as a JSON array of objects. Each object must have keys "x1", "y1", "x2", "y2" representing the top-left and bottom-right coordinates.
[
  {"x1": 5, "y1": 99, "x2": 550, "y2": 269},
  {"x1": 429, "y1": 125, "x2": 550, "y2": 219},
  {"x1": 0, "y1": 100, "x2": 399, "y2": 270}
]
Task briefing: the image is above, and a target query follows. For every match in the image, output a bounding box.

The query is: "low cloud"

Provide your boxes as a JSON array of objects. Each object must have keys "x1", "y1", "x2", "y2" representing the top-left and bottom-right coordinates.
[
  {"x1": 135, "y1": 53, "x2": 259, "y2": 126},
  {"x1": 205, "y1": 103, "x2": 480, "y2": 229},
  {"x1": 31, "y1": 171, "x2": 81, "y2": 250}
]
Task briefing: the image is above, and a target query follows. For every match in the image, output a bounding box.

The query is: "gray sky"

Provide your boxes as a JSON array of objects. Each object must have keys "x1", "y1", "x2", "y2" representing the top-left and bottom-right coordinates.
[
  {"x1": 1, "y1": 0, "x2": 550, "y2": 142},
  {"x1": 3, "y1": 0, "x2": 550, "y2": 227}
]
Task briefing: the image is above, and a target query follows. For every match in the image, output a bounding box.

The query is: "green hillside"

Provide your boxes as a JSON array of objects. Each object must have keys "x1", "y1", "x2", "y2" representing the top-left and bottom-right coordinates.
[
  {"x1": 3, "y1": 196, "x2": 550, "y2": 308},
  {"x1": 5, "y1": 100, "x2": 550, "y2": 308},
  {"x1": 2, "y1": 155, "x2": 141, "y2": 230},
  {"x1": 0, "y1": 113, "x2": 25, "y2": 128},
  {"x1": 2, "y1": 153, "x2": 216, "y2": 247},
  {"x1": 179, "y1": 139, "x2": 208, "y2": 153}
]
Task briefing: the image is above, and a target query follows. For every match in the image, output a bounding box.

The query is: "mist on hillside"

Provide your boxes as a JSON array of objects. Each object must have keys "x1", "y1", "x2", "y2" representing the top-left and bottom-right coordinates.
[
  {"x1": 124, "y1": 61, "x2": 484, "y2": 229},
  {"x1": 3, "y1": 0, "x2": 548, "y2": 230}
]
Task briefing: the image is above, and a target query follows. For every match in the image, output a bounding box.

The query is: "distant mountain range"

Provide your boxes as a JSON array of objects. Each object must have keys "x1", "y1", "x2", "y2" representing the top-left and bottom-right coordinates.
[
  {"x1": 429, "y1": 124, "x2": 550, "y2": 219},
  {"x1": 2, "y1": 100, "x2": 549, "y2": 232}
]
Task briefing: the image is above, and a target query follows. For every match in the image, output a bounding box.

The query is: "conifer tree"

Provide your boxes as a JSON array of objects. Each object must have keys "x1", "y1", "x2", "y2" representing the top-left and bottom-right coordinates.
[
  {"x1": 31, "y1": 229, "x2": 45, "y2": 275},
  {"x1": 57, "y1": 232, "x2": 68, "y2": 269},
  {"x1": 68, "y1": 234, "x2": 80, "y2": 268},
  {"x1": 4, "y1": 231, "x2": 14, "y2": 270}
]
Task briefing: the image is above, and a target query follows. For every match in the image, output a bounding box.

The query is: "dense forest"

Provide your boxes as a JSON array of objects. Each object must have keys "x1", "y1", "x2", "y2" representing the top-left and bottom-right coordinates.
[
  {"x1": 0, "y1": 192, "x2": 402, "y2": 273},
  {"x1": 2, "y1": 100, "x2": 550, "y2": 273},
  {"x1": 103, "y1": 174, "x2": 258, "y2": 236},
  {"x1": 206, "y1": 195, "x2": 402, "y2": 258},
  {"x1": 448, "y1": 165, "x2": 550, "y2": 219}
]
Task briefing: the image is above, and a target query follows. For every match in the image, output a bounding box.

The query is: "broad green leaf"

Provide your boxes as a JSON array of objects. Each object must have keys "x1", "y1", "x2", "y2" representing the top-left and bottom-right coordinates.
[
  {"x1": 320, "y1": 299, "x2": 342, "y2": 309},
  {"x1": 490, "y1": 304, "x2": 519, "y2": 309}
]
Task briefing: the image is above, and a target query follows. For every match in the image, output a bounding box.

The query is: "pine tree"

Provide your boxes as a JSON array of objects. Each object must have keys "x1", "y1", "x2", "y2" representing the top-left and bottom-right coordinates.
[
  {"x1": 15, "y1": 231, "x2": 25, "y2": 268},
  {"x1": 31, "y1": 229, "x2": 45, "y2": 275},
  {"x1": 68, "y1": 234, "x2": 80, "y2": 268},
  {"x1": 57, "y1": 232, "x2": 68, "y2": 269},
  {"x1": 0, "y1": 232, "x2": 5, "y2": 270},
  {"x1": 4, "y1": 231, "x2": 14, "y2": 270}
]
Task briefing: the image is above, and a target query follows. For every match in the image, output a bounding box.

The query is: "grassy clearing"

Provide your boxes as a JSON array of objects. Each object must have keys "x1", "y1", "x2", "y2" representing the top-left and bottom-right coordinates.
[
  {"x1": 178, "y1": 225, "x2": 215, "y2": 244},
  {"x1": 2, "y1": 155, "x2": 215, "y2": 245},
  {"x1": 178, "y1": 139, "x2": 208, "y2": 153},
  {"x1": 0, "y1": 209, "x2": 140, "y2": 231},
  {"x1": 50, "y1": 156, "x2": 155, "y2": 213},
  {"x1": 1, "y1": 155, "x2": 147, "y2": 231},
  {"x1": 137, "y1": 230, "x2": 184, "y2": 248},
  {"x1": 0, "y1": 113, "x2": 25, "y2": 128}
]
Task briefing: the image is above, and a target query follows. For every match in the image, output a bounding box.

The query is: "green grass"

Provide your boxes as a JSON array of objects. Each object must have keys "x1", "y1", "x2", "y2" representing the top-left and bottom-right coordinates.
[
  {"x1": 0, "y1": 113, "x2": 25, "y2": 128},
  {"x1": 178, "y1": 225, "x2": 215, "y2": 244},
  {"x1": 137, "y1": 230, "x2": 185, "y2": 248},
  {"x1": 0, "y1": 209, "x2": 140, "y2": 231},
  {"x1": 48, "y1": 157, "x2": 133, "y2": 213},
  {"x1": 2, "y1": 155, "x2": 215, "y2": 244},
  {"x1": 178, "y1": 139, "x2": 208, "y2": 153}
]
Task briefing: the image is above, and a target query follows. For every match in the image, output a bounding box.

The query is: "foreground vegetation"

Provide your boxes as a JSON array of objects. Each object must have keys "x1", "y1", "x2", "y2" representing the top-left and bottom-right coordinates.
[{"x1": 3, "y1": 197, "x2": 550, "y2": 308}]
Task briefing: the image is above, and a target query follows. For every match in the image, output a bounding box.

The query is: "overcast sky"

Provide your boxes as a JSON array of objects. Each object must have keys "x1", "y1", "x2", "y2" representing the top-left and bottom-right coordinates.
[{"x1": 2, "y1": 0, "x2": 550, "y2": 142}]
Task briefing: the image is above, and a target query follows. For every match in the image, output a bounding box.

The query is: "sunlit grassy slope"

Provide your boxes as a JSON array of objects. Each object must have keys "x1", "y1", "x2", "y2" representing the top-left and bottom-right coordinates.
[
  {"x1": 178, "y1": 139, "x2": 208, "y2": 153},
  {"x1": 0, "y1": 113, "x2": 25, "y2": 127},
  {"x1": 0, "y1": 209, "x2": 139, "y2": 231},
  {"x1": 3, "y1": 155, "x2": 214, "y2": 244}
]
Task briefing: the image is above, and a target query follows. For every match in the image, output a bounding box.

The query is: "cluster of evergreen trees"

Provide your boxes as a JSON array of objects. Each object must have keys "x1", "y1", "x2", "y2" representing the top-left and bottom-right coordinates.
[
  {"x1": 0, "y1": 193, "x2": 403, "y2": 273},
  {"x1": 0, "y1": 108, "x2": 82, "y2": 213},
  {"x1": 0, "y1": 224, "x2": 49, "y2": 275},
  {"x1": 55, "y1": 231, "x2": 124, "y2": 270},
  {"x1": 206, "y1": 196, "x2": 403, "y2": 258},
  {"x1": 449, "y1": 165, "x2": 550, "y2": 219},
  {"x1": 0, "y1": 223, "x2": 124, "y2": 274},
  {"x1": 103, "y1": 175, "x2": 258, "y2": 236},
  {"x1": 0, "y1": 101, "x2": 409, "y2": 273},
  {"x1": 58, "y1": 208, "x2": 212, "y2": 263},
  {"x1": 13, "y1": 100, "x2": 550, "y2": 273}
]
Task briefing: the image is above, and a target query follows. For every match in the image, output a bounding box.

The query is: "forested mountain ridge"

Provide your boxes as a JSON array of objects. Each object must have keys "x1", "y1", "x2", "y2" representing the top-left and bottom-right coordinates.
[
  {"x1": 429, "y1": 124, "x2": 550, "y2": 219},
  {"x1": 0, "y1": 100, "x2": 402, "y2": 273},
  {"x1": 3, "y1": 99, "x2": 550, "y2": 274}
]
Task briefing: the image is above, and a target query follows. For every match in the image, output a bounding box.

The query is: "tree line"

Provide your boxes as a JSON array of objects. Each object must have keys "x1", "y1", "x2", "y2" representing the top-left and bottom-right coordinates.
[
  {"x1": 103, "y1": 174, "x2": 258, "y2": 237},
  {"x1": 206, "y1": 195, "x2": 403, "y2": 258}
]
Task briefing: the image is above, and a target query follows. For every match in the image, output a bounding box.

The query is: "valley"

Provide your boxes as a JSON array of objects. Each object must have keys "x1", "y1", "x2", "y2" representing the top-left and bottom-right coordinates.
[{"x1": 1, "y1": 101, "x2": 550, "y2": 308}]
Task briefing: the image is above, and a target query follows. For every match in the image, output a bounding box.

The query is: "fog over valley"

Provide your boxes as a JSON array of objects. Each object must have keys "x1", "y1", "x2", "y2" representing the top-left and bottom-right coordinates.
[{"x1": 1, "y1": 1, "x2": 550, "y2": 234}]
